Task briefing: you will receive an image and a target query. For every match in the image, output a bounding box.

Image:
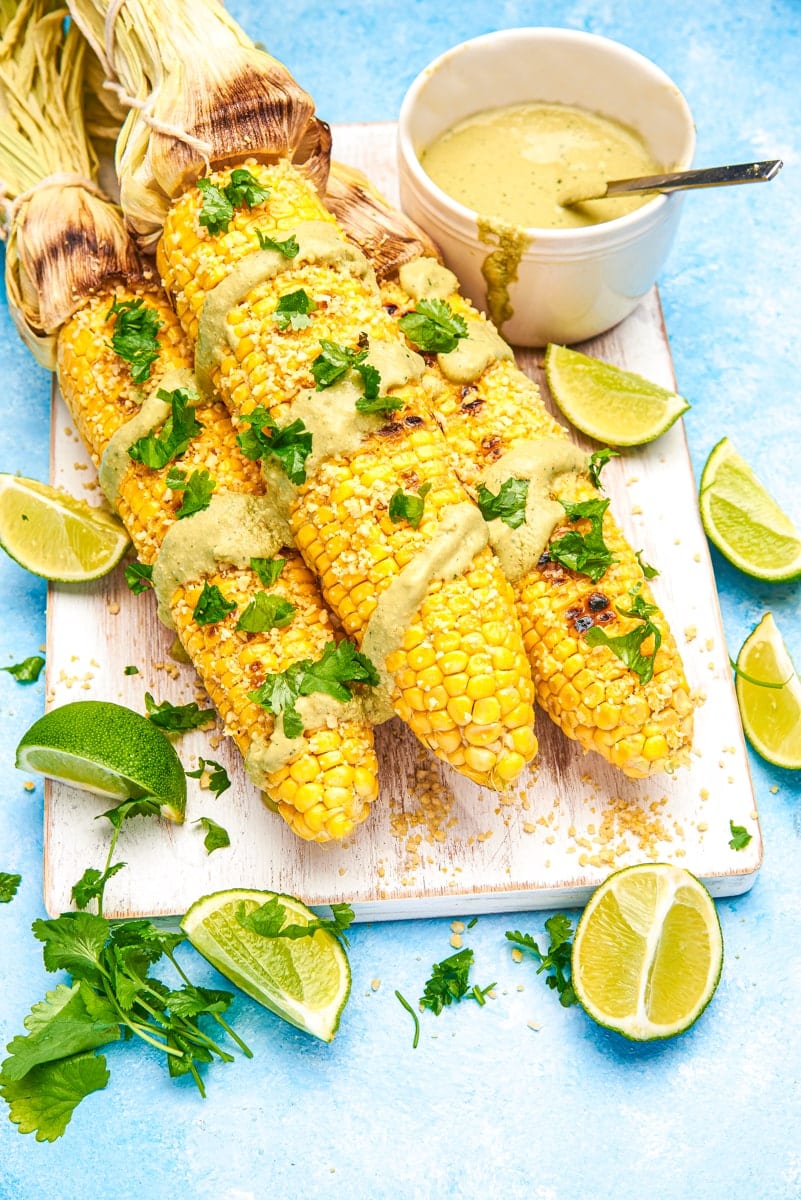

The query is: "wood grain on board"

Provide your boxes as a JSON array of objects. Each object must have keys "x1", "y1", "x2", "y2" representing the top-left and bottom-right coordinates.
[{"x1": 43, "y1": 123, "x2": 760, "y2": 920}]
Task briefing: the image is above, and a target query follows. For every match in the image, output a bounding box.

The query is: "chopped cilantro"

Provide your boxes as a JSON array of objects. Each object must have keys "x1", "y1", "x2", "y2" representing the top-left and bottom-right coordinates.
[
  {"x1": 257, "y1": 230, "x2": 300, "y2": 259},
  {"x1": 192, "y1": 581, "x2": 237, "y2": 626},
  {"x1": 419, "y1": 948, "x2": 495, "y2": 1015},
  {"x1": 197, "y1": 168, "x2": 269, "y2": 235},
  {"x1": 123, "y1": 665, "x2": 139, "y2": 676},
  {"x1": 250, "y1": 556, "x2": 286, "y2": 588},
  {"x1": 583, "y1": 585, "x2": 662, "y2": 685},
  {"x1": 587, "y1": 447, "x2": 620, "y2": 490},
  {"x1": 144, "y1": 693, "x2": 215, "y2": 732},
  {"x1": 0, "y1": 872, "x2": 21, "y2": 903},
  {"x1": 506, "y1": 914, "x2": 578, "y2": 1007},
  {"x1": 1, "y1": 655, "x2": 45, "y2": 683},
  {"x1": 236, "y1": 406, "x2": 312, "y2": 485},
  {"x1": 235, "y1": 896, "x2": 354, "y2": 946},
  {"x1": 186, "y1": 758, "x2": 231, "y2": 798},
  {"x1": 273, "y1": 288, "x2": 316, "y2": 331},
  {"x1": 123, "y1": 561, "x2": 153, "y2": 594},
  {"x1": 236, "y1": 592, "x2": 296, "y2": 633},
  {"x1": 729, "y1": 820, "x2": 752, "y2": 851},
  {"x1": 388, "y1": 482, "x2": 431, "y2": 529},
  {"x1": 549, "y1": 497, "x2": 615, "y2": 582},
  {"x1": 477, "y1": 477, "x2": 529, "y2": 529},
  {"x1": 127, "y1": 387, "x2": 202, "y2": 470},
  {"x1": 194, "y1": 817, "x2": 230, "y2": 855},
  {"x1": 398, "y1": 299, "x2": 468, "y2": 353},
  {"x1": 635, "y1": 549, "x2": 659, "y2": 579},
  {"x1": 249, "y1": 639, "x2": 379, "y2": 738},
  {"x1": 170, "y1": 469, "x2": 216, "y2": 519},
  {"x1": 311, "y1": 338, "x2": 373, "y2": 393},
  {"x1": 106, "y1": 298, "x2": 162, "y2": 383},
  {"x1": 354, "y1": 392, "x2": 404, "y2": 417}
]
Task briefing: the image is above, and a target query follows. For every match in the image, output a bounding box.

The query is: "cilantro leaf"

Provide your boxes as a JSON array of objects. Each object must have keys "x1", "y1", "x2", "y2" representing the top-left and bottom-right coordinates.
[
  {"x1": 584, "y1": 585, "x2": 662, "y2": 685},
  {"x1": 635, "y1": 549, "x2": 659, "y2": 579},
  {"x1": 123, "y1": 561, "x2": 153, "y2": 594},
  {"x1": 587, "y1": 447, "x2": 619, "y2": 490},
  {"x1": 225, "y1": 168, "x2": 269, "y2": 211},
  {"x1": 389, "y1": 482, "x2": 431, "y2": 529},
  {"x1": 32, "y1": 912, "x2": 110, "y2": 985},
  {"x1": 250, "y1": 556, "x2": 286, "y2": 587},
  {"x1": 549, "y1": 497, "x2": 615, "y2": 582},
  {"x1": 419, "y1": 948, "x2": 492, "y2": 1015},
  {"x1": 0, "y1": 982, "x2": 119, "y2": 1082},
  {"x1": 171, "y1": 468, "x2": 216, "y2": 519},
  {"x1": 355, "y1": 361, "x2": 381, "y2": 400},
  {"x1": 257, "y1": 231, "x2": 300, "y2": 259},
  {"x1": 236, "y1": 592, "x2": 296, "y2": 633},
  {"x1": 71, "y1": 863, "x2": 126, "y2": 911},
  {"x1": 354, "y1": 392, "x2": 404, "y2": 417},
  {"x1": 729, "y1": 820, "x2": 752, "y2": 851},
  {"x1": 477, "y1": 477, "x2": 529, "y2": 529},
  {"x1": 98, "y1": 797, "x2": 162, "y2": 831},
  {"x1": 192, "y1": 581, "x2": 237, "y2": 626},
  {"x1": 249, "y1": 640, "x2": 379, "y2": 738},
  {"x1": 272, "y1": 287, "x2": 316, "y2": 331},
  {"x1": 127, "y1": 387, "x2": 202, "y2": 470},
  {"x1": 235, "y1": 897, "x2": 354, "y2": 946},
  {"x1": 106, "y1": 298, "x2": 162, "y2": 384},
  {"x1": 311, "y1": 339, "x2": 368, "y2": 390},
  {"x1": 0, "y1": 1051, "x2": 111, "y2": 1142},
  {"x1": 506, "y1": 914, "x2": 578, "y2": 1007},
  {"x1": 144, "y1": 692, "x2": 215, "y2": 732},
  {"x1": 164, "y1": 985, "x2": 233, "y2": 1020},
  {"x1": 398, "y1": 299, "x2": 468, "y2": 354},
  {"x1": 194, "y1": 817, "x2": 231, "y2": 855},
  {"x1": 186, "y1": 758, "x2": 231, "y2": 798},
  {"x1": 1, "y1": 655, "x2": 44, "y2": 683},
  {"x1": 0, "y1": 872, "x2": 21, "y2": 902},
  {"x1": 197, "y1": 178, "x2": 234, "y2": 234},
  {"x1": 236, "y1": 406, "x2": 312, "y2": 484}
]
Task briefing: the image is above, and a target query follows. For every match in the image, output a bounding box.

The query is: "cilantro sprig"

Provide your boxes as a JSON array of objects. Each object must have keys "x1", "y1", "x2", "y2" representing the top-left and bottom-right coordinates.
[
  {"x1": 272, "y1": 288, "x2": 316, "y2": 331},
  {"x1": 257, "y1": 230, "x2": 300, "y2": 259},
  {"x1": 583, "y1": 585, "x2": 662, "y2": 685},
  {"x1": 194, "y1": 817, "x2": 231, "y2": 855},
  {"x1": 0, "y1": 872, "x2": 21, "y2": 903},
  {"x1": 192, "y1": 581, "x2": 237, "y2": 627},
  {"x1": 506, "y1": 914, "x2": 578, "y2": 1007},
  {"x1": 249, "y1": 640, "x2": 379, "y2": 738},
  {"x1": 186, "y1": 758, "x2": 231, "y2": 799},
  {"x1": 235, "y1": 896, "x2": 354, "y2": 946},
  {"x1": 127, "y1": 387, "x2": 202, "y2": 470},
  {"x1": 310, "y1": 338, "x2": 380, "y2": 399},
  {"x1": 389, "y1": 482, "x2": 431, "y2": 529},
  {"x1": 398, "y1": 299, "x2": 468, "y2": 354},
  {"x1": 106, "y1": 298, "x2": 162, "y2": 384},
  {"x1": 477, "y1": 477, "x2": 529, "y2": 529},
  {"x1": 197, "y1": 168, "x2": 269, "y2": 235},
  {"x1": 729, "y1": 820, "x2": 752, "y2": 851},
  {"x1": 549, "y1": 497, "x2": 615, "y2": 583},
  {"x1": 166, "y1": 468, "x2": 216, "y2": 519},
  {"x1": 1, "y1": 655, "x2": 44, "y2": 683},
  {"x1": 144, "y1": 693, "x2": 216, "y2": 733},
  {"x1": 236, "y1": 406, "x2": 312, "y2": 485},
  {"x1": 419, "y1": 948, "x2": 495, "y2": 1015}
]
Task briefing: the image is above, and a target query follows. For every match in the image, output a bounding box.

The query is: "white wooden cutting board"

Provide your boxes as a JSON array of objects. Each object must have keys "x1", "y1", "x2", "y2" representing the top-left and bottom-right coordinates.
[{"x1": 42, "y1": 123, "x2": 760, "y2": 920}]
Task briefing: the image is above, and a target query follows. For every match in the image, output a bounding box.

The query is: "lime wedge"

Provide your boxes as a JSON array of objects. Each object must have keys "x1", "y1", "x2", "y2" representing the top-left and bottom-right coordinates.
[
  {"x1": 182, "y1": 889, "x2": 351, "y2": 1042},
  {"x1": 0, "y1": 474, "x2": 129, "y2": 582},
  {"x1": 699, "y1": 439, "x2": 801, "y2": 582},
  {"x1": 735, "y1": 613, "x2": 801, "y2": 768},
  {"x1": 544, "y1": 344, "x2": 690, "y2": 446},
  {"x1": 572, "y1": 863, "x2": 723, "y2": 1041},
  {"x1": 15, "y1": 700, "x2": 186, "y2": 821}
]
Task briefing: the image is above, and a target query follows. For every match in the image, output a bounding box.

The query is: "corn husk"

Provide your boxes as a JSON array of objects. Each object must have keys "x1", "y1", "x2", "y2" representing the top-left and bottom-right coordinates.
[
  {"x1": 325, "y1": 159, "x2": 442, "y2": 279},
  {"x1": 69, "y1": 0, "x2": 331, "y2": 249},
  {"x1": 0, "y1": 0, "x2": 140, "y2": 367}
]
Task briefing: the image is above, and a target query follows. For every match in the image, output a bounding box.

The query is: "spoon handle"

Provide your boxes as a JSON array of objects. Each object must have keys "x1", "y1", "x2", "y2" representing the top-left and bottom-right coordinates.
[{"x1": 605, "y1": 158, "x2": 783, "y2": 197}]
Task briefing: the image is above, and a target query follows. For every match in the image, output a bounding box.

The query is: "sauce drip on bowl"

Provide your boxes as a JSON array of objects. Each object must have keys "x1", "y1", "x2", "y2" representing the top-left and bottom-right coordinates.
[{"x1": 420, "y1": 101, "x2": 662, "y2": 229}]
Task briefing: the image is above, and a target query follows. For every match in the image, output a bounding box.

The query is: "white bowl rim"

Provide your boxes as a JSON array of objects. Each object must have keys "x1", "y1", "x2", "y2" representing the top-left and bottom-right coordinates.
[{"x1": 397, "y1": 25, "x2": 697, "y2": 246}]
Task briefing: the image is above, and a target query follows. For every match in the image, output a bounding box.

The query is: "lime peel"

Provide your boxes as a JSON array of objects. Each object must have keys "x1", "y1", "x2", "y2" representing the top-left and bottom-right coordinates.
[{"x1": 735, "y1": 612, "x2": 801, "y2": 769}]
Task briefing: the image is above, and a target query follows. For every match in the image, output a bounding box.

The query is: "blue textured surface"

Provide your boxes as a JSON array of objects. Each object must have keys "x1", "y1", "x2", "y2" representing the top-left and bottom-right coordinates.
[{"x1": 1, "y1": 3, "x2": 799, "y2": 1197}]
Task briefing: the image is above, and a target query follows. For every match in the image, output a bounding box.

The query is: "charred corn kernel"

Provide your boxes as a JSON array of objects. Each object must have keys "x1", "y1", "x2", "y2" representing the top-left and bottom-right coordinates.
[
  {"x1": 380, "y1": 264, "x2": 693, "y2": 778},
  {"x1": 56, "y1": 285, "x2": 379, "y2": 842},
  {"x1": 157, "y1": 160, "x2": 538, "y2": 790}
]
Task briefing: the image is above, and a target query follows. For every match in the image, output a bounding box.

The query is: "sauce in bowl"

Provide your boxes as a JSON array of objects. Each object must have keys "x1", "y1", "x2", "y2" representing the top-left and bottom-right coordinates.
[{"x1": 419, "y1": 101, "x2": 662, "y2": 229}]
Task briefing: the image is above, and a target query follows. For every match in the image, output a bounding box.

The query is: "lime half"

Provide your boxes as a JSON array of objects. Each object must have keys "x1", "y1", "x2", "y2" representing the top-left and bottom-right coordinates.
[
  {"x1": 699, "y1": 439, "x2": 801, "y2": 582},
  {"x1": 572, "y1": 863, "x2": 723, "y2": 1041},
  {"x1": 15, "y1": 700, "x2": 186, "y2": 820},
  {"x1": 735, "y1": 612, "x2": 801, "y2": 769},
  {"x1": 182, "y1": 889, "x2": 351, "y2": 1042},
  {"x1": 544, "y1": 344, "x2": 690, "y2": 446},
  {"x1": 0, "y1": 474, "x2": 129, "y2": 582}
]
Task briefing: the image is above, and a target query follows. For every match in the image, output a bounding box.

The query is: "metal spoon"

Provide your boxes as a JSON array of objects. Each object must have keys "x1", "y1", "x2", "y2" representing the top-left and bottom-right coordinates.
[{"x1": 560, "y1": 158, "x2": 783, "y2": 207}]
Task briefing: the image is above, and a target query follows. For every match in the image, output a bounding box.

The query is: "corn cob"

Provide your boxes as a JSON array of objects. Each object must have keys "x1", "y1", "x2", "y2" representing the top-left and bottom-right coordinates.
[
  {"x1": 0, "y1": 7, "x2": 380, "y2": 842},
  {"x1": 56, "y1": 284, "x2": 381, "y2": 840},
  {"x1": 156, "y1": 160, "x2": 538, "y2": 789}
]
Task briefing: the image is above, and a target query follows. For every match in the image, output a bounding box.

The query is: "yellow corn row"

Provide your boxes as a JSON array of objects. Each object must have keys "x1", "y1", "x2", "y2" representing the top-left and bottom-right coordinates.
[
  {"x1": 57, "y1": 284, "x2": 380, "y2": 840},
  {"x1": 377, "y1": 275, "x2": 694, "y2": 777},
  {"x1": 157, "y1": 160, "x2": 538, "y2": 789}
]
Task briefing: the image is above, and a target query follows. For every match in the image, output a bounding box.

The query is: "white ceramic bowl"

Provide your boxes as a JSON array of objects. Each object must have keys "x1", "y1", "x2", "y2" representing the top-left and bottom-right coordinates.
[{"x1": 397, "y1": 28, "x2": 696, "y2": 347}]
